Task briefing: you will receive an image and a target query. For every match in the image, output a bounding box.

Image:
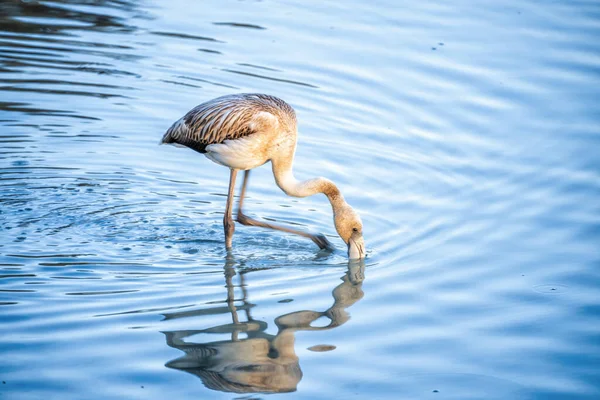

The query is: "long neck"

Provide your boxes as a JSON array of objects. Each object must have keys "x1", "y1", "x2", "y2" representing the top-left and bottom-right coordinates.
[{"x1": 272, "y1": 153, "x2": 346, "y2": 212}]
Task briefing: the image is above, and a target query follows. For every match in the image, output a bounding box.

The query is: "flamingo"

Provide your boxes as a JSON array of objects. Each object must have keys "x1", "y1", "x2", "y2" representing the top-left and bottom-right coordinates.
[{"x1": 161, "y1": 93, "x2": 365, "y2": 259}]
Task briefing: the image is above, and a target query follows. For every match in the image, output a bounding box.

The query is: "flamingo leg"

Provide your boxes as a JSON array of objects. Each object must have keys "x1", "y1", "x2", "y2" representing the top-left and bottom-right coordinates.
[
  {"x1": 236, "y1": 170, "x2": 333, "y2": 250},
  {"x1": 224, "y1": 168, "x2": 238, "y2": 249}
]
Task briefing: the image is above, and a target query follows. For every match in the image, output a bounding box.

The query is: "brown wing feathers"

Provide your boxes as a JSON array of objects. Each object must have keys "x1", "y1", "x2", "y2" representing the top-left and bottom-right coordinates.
[{"x1": 161, "y1": 94, "x2": 293, "y2": 154}]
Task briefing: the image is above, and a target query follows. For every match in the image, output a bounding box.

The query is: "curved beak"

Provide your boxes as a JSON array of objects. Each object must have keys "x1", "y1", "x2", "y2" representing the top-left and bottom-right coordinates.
[{"x1": 348, "y1": 234, "x2": 365, "y2": 259}]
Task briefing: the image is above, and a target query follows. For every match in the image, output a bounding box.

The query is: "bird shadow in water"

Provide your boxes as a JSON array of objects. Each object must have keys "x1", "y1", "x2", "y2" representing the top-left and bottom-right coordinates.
[{"x1": 162, "y1": 256, "x2": 365, "y2": 394}]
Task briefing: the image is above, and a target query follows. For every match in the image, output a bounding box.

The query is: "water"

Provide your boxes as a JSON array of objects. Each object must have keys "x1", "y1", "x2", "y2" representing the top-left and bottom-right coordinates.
[{"x1": 1, "y1": 0, "x2": 599, "y2": 398}]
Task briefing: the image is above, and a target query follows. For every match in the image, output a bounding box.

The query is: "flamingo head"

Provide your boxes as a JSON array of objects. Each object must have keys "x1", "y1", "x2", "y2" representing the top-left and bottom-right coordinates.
[{"x1": 334, "y1": 205, "x2": 365, "y2": 259}]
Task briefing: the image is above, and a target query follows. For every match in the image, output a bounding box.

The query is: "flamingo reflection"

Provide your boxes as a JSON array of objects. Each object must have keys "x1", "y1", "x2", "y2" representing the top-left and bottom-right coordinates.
[{"x1": 163, "y1": 259, "x2": 365, "y2": 394}]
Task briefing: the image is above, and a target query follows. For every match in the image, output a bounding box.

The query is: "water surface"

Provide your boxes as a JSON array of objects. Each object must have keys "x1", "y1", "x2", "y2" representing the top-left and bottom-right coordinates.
[{"x1": 1, "y1": 0, "x2": 600, "y2": 399}]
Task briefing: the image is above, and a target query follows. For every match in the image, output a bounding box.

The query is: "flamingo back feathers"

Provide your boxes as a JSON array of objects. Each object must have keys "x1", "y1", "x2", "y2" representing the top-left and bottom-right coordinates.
[{"x1": 161, "y1": 93, "x2": 296, "y2": 154}]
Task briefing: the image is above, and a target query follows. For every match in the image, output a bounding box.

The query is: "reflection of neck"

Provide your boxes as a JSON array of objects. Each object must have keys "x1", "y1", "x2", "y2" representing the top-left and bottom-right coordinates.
[
  {"x1": 272, "y1": 152, "x2": 347, "y2": 213},
  {"x1": 274, "y1": 262, "x2": 365, "y2": 331}
]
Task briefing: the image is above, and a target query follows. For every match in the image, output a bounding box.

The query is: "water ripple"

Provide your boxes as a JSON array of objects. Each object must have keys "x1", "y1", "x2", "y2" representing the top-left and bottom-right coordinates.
[{"x1": 1, "y1": 0, "x2": 599, "y2": 399}]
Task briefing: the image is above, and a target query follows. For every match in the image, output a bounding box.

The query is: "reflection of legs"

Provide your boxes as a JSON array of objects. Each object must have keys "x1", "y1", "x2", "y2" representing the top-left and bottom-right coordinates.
[
  {"x1": 224, "y1": 262, "x2": 240, "y2": 341},
  {"x1": 240, "y1": 272, "x2": 252, "y2": 321},
  {"x1": 223, "y1": 169, "x2": 238, "y2": 250},
  {"x1": 236, "y1": 170, "x2": 333, "y2": 250},
  {"x1": 165, "y1": 330, "x2": 196, "y2": 347}
]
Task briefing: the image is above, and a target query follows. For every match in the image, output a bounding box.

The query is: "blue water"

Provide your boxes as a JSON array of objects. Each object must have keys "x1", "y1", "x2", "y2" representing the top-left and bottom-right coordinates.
[{"x1": 1, "y1": 0, "x2": 599, "y2": 398}]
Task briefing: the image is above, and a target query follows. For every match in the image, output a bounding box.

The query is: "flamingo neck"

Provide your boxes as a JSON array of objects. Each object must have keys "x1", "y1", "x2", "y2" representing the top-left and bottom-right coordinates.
[{"x1": 272, "y1": 155, "x2": 346, "y2": 212}]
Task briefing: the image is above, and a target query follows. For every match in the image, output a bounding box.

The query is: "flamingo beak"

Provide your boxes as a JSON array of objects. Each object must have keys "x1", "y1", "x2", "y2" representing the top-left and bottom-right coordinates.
[{"x1": 348, "y1": 234, "x2": 365, "y2": 259}]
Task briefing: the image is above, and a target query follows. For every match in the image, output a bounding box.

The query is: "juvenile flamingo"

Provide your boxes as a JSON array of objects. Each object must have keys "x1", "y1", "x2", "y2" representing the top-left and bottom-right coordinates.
[{"x1": 161, "y1": 93, "x2": 365, "y2": 259}]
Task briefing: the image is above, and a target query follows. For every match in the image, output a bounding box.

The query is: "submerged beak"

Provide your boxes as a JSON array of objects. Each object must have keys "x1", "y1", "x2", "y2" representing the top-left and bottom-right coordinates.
[{"x1": 348, "y1": 234, "x2": 365, "y2": 259}]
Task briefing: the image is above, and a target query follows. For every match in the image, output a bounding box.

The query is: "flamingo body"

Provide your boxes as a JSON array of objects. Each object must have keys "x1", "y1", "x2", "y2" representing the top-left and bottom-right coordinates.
[{"x1": 161, "y1": 93, "x2": 365, "y2": 259}]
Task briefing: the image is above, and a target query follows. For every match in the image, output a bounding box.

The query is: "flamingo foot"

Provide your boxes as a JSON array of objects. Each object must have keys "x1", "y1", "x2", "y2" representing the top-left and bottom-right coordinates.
[{"x1": 311, "y1": 234, "x2": 333, "y2": 250}]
